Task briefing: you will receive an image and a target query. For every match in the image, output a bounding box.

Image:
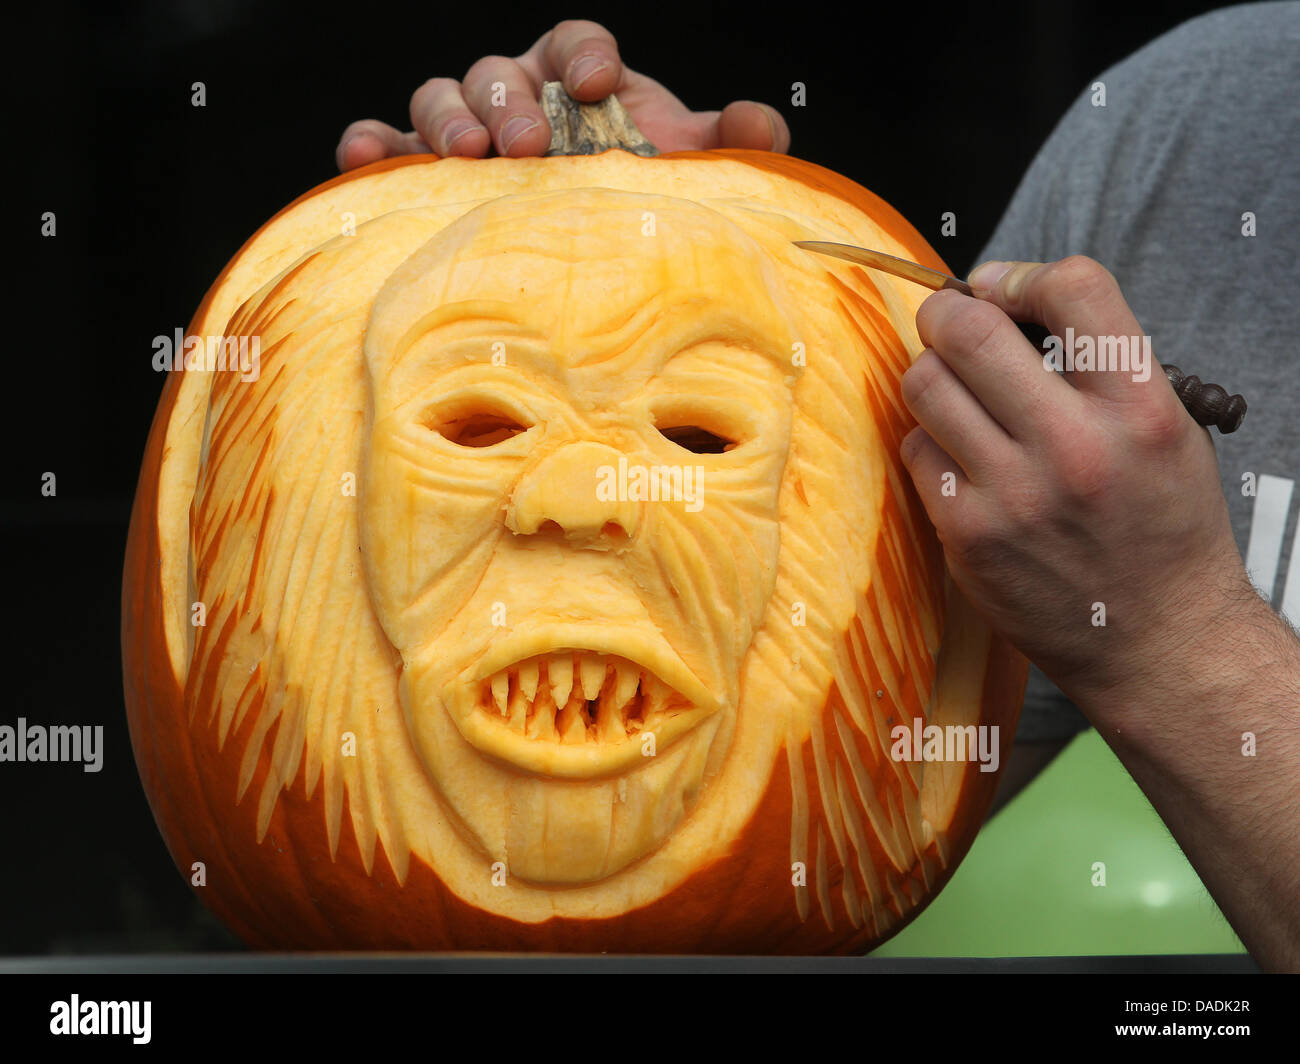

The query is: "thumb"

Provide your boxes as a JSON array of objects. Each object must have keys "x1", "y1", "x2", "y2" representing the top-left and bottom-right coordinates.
[
  {"x1": 966, "y1": 260, "x2": 1044, "y2": 309},
  {"x1": 965, "y1": 257, "x2": 1158, "y2": 404}
]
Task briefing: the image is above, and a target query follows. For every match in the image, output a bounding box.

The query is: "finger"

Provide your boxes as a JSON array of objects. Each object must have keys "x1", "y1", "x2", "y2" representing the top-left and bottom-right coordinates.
[
  {"x1": 408, "y1": 78, "x2": 492, "y2": 157},
  {"x1": 901, "y1": 348, "x2": 1016, "y2": 482},
  {"x1": 899, "y1": 424, "x2": 974, "y2": 527},
  {"x1": 522, "y1": 19, "x2": 623, "y2": 100},
  {"x1": 715, "y1": 100, "x2": 790, "y2": 152},
  {"x1": 336, "y1": 120, "x2": 430, "y2": 171},
  {"x1": 461, "y1": 56, "x2": 551, "y2": 156},
  {"x1": 969, "y1": 256, "x2": 1158, "y2": 405},
  {"x1": 915, "y1": 287, "x2": 1082, "y2": 444}
]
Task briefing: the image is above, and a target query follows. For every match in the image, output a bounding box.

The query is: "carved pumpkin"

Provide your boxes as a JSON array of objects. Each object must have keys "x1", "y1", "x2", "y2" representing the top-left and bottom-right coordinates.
[{"x1": 123, "y1": 90, "x2": 1026, "y2": 953}]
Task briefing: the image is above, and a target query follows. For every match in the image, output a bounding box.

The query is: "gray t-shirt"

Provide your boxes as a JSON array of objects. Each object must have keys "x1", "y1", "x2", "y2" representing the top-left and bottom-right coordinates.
[{"x1": 975, "y1": 1, "x2": 1300, "y2": 741}]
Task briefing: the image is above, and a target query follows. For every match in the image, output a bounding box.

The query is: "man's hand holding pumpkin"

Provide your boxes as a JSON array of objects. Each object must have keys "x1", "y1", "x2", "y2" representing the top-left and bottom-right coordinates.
[
  {"x1": 901, "y1": 256, "x2": 1300, "y2": 971},
  {"x1": 336, "y1": 19, "x2": 790, "y2": 170}
]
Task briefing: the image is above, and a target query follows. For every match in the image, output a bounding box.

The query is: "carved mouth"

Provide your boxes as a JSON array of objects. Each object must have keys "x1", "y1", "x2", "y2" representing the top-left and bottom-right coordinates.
[
  {"x1": 475, "y1": 653, "x2": 692, "y2": 744},
  {"x1": 443, "y1": 634, "x2": 721, "y2": 779}
]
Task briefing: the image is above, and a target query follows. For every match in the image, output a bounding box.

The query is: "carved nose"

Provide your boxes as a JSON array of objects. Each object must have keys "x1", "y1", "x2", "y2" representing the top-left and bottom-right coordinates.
[{"x1": 505, "y1": 441, "x2": 640, "y2": 546}]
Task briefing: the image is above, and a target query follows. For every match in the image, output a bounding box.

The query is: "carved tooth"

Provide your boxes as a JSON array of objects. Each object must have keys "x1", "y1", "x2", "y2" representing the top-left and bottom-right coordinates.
[
  {"x1": 491, "y1": 672, "x2": 509, "y2": 716},
  {"x1": 611, "y1": 665, "x2": 639, "y2": 721},
  {"x1": 549, "y1": 654, "x2": 573, "y2": 709},
  {"x1": 507, "y1": 684, "x2": 529, "y2": 733},
  {"x1": 641, "y1": 674, "x2": 672, "y2": 730},
  {"x1": 526, "y1": 684, "x2": 556, "y2": 741},
  {"x1": 642, "y1": 673, "x2": 671, "y2": 709},
  {"x1": 579, "y1": 656, "x2": 606, "y2": 702},
  {"x1": 558, "y1": 691, "x2": 588, "y2": 744},
  {"x1": 518, "y1": 659, "x2": 539, "y2": 703},
  {"x1": 596, "y1": 692, "x2": 627, "y2": 742}
]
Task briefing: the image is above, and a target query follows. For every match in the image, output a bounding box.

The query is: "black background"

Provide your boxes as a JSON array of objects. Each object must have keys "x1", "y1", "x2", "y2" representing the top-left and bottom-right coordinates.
[{"x1": 6, "y1": 0, "x2": 1232, "y2": 953}]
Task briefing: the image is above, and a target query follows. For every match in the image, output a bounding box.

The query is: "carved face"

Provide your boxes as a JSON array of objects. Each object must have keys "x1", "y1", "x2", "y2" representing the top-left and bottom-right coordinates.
[
  {"x1": 132, "y1": 152, "x2": 1022, "y2": 951},
  {"x1": 360, "y1": 191, "x2": 796, "y2": 881}
]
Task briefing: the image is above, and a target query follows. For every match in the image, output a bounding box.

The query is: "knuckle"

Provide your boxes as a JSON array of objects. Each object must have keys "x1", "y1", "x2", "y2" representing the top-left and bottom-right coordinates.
[
  {"x1": 901, "y1": 350, "x2": 947, "y2": 409},
  {"x1": 414, "y1": 76, "x2": 458, "y2": 96},
  {"x1": 932, "y1": 297, "x2": 1007, "y2": 370},
  {"x1": 464, "y1": 54, "x2": 514, "y2": 82},
  {"x1": 340, "y1": 118, "x2": 381, "y2": 140},
  {"x1": 1053, "y1": 438, "x2": 1116, "y2": 504},
  {"x1": 914, "y1": 288, "x2": 962, "y2": 340},
  {"x1": 953, "y1": 299, "x2": 1007, "y2": 358},
  {"x1": 1049, "y1": 255, "x2": 1116, "y2": 304},
  {"x1": 554, "y1": 18, "x2": 608, "y2": 38},
  {"x1": 409, "y1": 78, "x2": 457, "y2": 120},
  {"x1": 1002, "y1": 480, "x2": 1051, "y2": 528},
  {"x1": 1126, "y1": 394, "x2": 1188, "y2": 449},
  {"x1": 918, "y1": 290, "x2": 1006, "y2": 363},
  {"x1": 945, "y1": 516, "x2": 1007, "y2": 570}
]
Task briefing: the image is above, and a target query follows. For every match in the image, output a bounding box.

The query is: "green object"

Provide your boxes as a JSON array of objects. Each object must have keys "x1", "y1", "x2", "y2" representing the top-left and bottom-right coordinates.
[{"x1": 872, "y1": 729, "x2": 1247, "y2": 957}]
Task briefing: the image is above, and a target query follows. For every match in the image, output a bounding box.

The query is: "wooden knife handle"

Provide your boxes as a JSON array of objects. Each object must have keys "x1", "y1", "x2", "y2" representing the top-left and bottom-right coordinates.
[
  {"x1": 1161, "y1": 364, "x2": 1247, "y2": 433},
  {"x1": 1015, "y1": 322, "x2": 1247, "y2": 434}
]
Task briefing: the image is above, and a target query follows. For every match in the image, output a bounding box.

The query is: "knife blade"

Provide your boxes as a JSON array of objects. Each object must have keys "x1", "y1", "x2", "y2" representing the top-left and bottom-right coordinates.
[
  {"x1": 792, "y1": 240, "x2": 1246, "y2": 433},
  {"x1": 793, "y1": 241, "x2": 975, "y2": 295}
]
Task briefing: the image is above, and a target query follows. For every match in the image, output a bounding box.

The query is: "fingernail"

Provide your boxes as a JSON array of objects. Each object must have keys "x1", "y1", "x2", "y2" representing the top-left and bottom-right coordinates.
[
  {"x1": 1003, "y1": 266, "x2": 1031, "y2": 302},
  {"x1": 968, "y1": 261, "x2": 1012, "y2": 294},
  {"x1": 568, "y1": 55, "x2": 607, "y2": 91},
  {"x1": 441, "y1": 120, "x2": 483, "y2": 153},
  {"x1": 501, "y1": 115, "x2": 539, "y2": 152}
]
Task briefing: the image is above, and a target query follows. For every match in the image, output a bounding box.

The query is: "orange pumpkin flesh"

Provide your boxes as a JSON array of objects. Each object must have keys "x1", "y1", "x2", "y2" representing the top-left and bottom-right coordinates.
[{"x1": 123, "y1": 147, "x2": 1027, "y2": 952}]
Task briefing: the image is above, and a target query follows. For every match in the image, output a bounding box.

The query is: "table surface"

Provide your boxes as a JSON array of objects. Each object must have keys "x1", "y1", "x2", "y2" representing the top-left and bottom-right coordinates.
[{"x1": 0, "y1": 953, "x2": 1260, "y2": 974}]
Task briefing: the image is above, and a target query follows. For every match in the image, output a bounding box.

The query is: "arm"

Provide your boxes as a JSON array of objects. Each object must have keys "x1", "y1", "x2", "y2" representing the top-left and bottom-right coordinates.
[
  {"x1": 903, "y1": 255, "x2": 1300, "y2": 971},
  {"x1": 1081, "y1": 574, "x2": 1300, "y2": 973}
]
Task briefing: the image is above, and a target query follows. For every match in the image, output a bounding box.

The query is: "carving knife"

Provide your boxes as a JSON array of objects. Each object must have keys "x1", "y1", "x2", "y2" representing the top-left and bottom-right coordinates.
[{"x1": 793, "y1": 240, "x2": 1246, "y2": 433}]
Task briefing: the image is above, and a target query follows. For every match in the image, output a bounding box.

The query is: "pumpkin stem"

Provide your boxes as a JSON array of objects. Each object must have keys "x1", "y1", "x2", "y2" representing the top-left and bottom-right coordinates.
[{"x1": 541, "y1": 81, "x2": 659, "y2": 157}]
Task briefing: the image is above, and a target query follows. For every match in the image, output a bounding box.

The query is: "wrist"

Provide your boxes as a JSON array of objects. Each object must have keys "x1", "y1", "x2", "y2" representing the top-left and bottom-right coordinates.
[{"x1": 1059, "y1": 572, "x2": 1275, "y2": 740}]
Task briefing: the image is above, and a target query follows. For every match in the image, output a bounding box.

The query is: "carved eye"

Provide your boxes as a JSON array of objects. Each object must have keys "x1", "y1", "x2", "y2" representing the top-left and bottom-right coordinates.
[
  {"x1": 653, "y1": 406, "x2": 744, "y2": 454},
  {"x1": 424, "y1": 404, "x2": 530, "y2": 448},
  {"x1": 656, "y1": 424, "x2": 736, "y2": 454}
]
